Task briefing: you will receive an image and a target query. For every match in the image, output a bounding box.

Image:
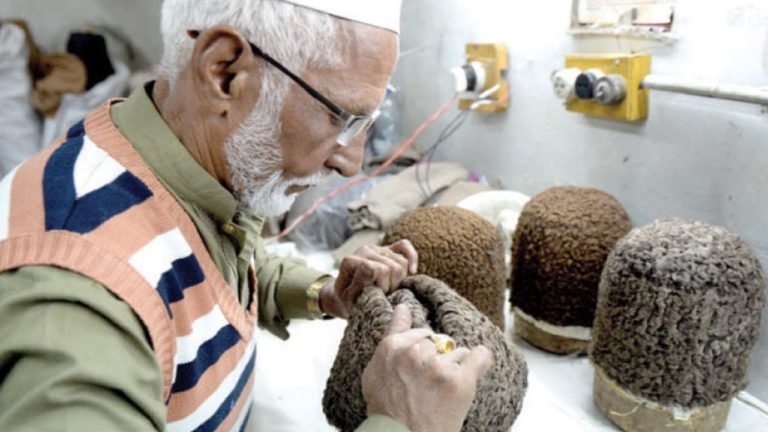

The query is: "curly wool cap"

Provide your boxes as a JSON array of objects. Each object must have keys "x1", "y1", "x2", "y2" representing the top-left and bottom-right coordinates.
[
  {"x1": 323, "y1": 275, "x2": 528, "y2": 432},
  {"x1": 383, "y1": 206, "x2": 507, "y2": 327},
  {"x1": 510, "y1": 186, "x2": 631, "y2": 327},
  {"x1": 591, "y1": 219, "x2": 766, "y2": 408}
]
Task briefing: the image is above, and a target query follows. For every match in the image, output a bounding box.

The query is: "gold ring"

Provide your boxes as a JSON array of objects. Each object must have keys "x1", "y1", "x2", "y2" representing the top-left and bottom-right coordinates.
[{"x1": 429, "y1": 334, "x2": 456, "y2": 354}]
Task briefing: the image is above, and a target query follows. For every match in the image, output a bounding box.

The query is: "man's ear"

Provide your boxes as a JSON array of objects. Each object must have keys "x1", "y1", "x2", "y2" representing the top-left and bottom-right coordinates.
[{"x1": 189, "y1": 24, "x2": 260, "y2": 115}]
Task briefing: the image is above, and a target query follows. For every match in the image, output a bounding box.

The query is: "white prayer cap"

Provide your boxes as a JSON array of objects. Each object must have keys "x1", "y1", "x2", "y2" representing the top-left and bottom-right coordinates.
[{"x1": 279, "y1": 0, "x2": 403, "y2": 34}]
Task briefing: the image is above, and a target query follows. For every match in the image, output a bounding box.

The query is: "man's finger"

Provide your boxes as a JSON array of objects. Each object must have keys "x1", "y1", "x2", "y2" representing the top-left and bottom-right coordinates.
[
  {"x1": 353, "y1": 260, "x2": 391, "y2": 292},
  {"x1": 386, "y1": 304, "x2": 413, "y2": 335},
  {"x1": 389, "y1": 240, "x2": 419, "y2": 274},
  {"x1": 459, "y1": 346, "x2": 494, "y2": 380},
  {"x1": 389, "y1": 328, "x2": 434, "y2": 345},
  {"x1": 378, "y1": 247, "x2": 410, "y2": 272},
  {"x1": 358, "y1": 251, "x2": 406, "y2": 290},
  {"x1": 440, "y1": 346, "x2": 472, "y2": 364},
  {"x1": 336, "y1": 255, "x2": 364, "y2": 293}
]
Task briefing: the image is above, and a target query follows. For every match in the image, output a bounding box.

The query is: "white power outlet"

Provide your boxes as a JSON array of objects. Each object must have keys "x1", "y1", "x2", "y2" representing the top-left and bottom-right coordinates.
[
  {"x1": 551, "y1": 68, "x2": 582, "y2": 100},
  {"x1": 451, "y1": 62, "x2": 488, "y2": 95}
]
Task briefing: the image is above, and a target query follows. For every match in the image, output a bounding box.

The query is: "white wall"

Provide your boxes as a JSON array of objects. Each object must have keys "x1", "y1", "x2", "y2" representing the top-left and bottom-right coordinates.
[
  {"x1": 393, "y1": 0, "x2": 768, "y2": 401},
  {"x1": 0, "y1": 0, "x2": 162, "y2": 68}
]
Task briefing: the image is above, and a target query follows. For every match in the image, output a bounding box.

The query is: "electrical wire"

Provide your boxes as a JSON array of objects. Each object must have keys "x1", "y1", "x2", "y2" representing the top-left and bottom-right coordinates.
[
  {"x1": 415, "y1": 109, "x2": 470, "y2": 202},
  {"x1": 414, "y1": 107, "x2": 468, "y2": 199},
  {"x1": 267, "y1": 93, "x2": 460, "y2": 243},
  {"x1": 425, "y1": 110, "x2": 470, "y2": 197},
  {"x1": 416, "y1": 84, "x2": 508, "y2": 203}
]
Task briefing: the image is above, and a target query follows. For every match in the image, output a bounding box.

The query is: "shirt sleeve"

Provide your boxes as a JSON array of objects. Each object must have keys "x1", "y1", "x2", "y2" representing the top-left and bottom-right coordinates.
[
  {"x1": 355, "y1": 415, "x2": 411, "y2": 432},
  {"x1": 0, "y1": 266, "x2": 167, "y2": 431},
  {"x1": 254, "y1": 236, "x2": 331, "y2": 339}
]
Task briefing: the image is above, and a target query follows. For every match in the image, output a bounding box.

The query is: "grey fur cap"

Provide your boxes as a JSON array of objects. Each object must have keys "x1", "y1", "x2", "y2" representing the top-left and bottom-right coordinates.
[
  {"x1": 383, "y1": 206, "x2": 507, "y2": 328},
  {"x1": 323, "y1": 275, "x2": 528, "y2": 432},
  {"x1": 510, "y1": 186, "x2": 632, "y2": 327},
  {"x1": 591, "y1": 219, "x2": 766, "y2": 407}
]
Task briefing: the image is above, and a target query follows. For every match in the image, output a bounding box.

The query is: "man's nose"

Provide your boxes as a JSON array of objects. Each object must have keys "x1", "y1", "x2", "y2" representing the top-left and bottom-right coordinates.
[{"x1": 325, "y1": 137, "x2": 365, "y2": 177}]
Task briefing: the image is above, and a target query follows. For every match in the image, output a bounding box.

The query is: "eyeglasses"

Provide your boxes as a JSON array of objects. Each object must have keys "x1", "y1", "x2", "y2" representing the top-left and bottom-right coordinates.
[{"x1": 247, "y1": 42, "x2": 379, "y2": 147}]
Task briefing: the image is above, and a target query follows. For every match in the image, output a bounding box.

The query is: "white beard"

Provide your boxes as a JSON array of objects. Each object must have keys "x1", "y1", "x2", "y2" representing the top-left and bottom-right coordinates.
[
  {"x1": 224, "y1": 100, "x2": 330, "y2": 218},
  {"x1": 237, "y1": 168, "x2": 330, "y2": 217}
]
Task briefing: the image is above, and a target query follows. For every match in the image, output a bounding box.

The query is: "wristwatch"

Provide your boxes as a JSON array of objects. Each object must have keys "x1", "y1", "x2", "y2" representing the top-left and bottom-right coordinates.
[{"x1": 306, "y1": 275, "x2": 334, "y2": 319}]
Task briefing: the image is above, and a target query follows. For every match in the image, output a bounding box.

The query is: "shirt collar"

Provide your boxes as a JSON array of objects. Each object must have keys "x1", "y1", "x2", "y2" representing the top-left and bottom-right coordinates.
[{"x1": 111, "y1": 82, "x2": 238, "y2": 223}]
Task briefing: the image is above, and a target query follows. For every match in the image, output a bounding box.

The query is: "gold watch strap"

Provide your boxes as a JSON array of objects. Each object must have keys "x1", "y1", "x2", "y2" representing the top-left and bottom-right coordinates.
[{"x1": 306, "y1": 276, "x2": 334, "y2": 319}]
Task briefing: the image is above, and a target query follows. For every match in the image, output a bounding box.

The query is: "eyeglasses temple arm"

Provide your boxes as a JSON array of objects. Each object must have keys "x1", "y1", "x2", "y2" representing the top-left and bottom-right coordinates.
[{"x1": 248, "y1": 42, "x2": 348, "y2": 120}]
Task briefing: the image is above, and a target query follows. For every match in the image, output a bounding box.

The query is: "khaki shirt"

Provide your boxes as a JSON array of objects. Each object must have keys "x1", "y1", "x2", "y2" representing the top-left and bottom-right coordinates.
[{"x1": 0, "y1": 85, "x2": 407, "y2": 432}]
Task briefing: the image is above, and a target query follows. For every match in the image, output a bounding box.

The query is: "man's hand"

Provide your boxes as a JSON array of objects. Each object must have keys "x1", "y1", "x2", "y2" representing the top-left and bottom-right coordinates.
[
  {"x1": 361, "y1": 304, "x2": 494, "y2": 432},
  {"x1": 320, "y1": 240, "x2": 418, "y2": 319}
]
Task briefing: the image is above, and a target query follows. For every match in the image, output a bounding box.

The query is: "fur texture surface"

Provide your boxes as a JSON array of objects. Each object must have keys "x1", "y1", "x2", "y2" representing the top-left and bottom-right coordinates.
[
  {"x1": 323, "y1": 275, "x2": 528, "y2": 432},
  {"x1": 383, "y1": 206, "x2": 507, "y2": 327},
  {"x1": 510, "y1": 186, "x2": 631, "y2": 327},
  {"x1": 591, "y1": 219, "x2": 766, "y2": 407}
]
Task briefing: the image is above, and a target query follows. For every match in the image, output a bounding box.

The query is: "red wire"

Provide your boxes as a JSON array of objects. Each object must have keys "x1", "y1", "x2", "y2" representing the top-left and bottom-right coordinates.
[{"x1": 268, "y1": 94, "x2": 460, "y2": 243}]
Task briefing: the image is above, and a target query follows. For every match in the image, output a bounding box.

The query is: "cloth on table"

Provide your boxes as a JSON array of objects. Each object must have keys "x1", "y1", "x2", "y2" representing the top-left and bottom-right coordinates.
[
  {"x1": 323, "y1": 275, "x2": 528, "y2": 432},
  {"x1": 334, "y1": 180, "x2": 493, "y2": 263},
  {"x1": 335, "y1": 162, "x2": 492, "y2": 265},
  {"x1": 285, "y1": 173, "x2": 382, "y2": 251},
  {"x1": 334, "y1": 179, "x2": 494, "y2": 265},
  {"x1": 0, "y1": 22, "x2": 42, "y2": 178},
  {"x1": 346, "y1": 162, "x2": 469, "y2": 231},
  {"x1": 365, "y1": 145, "x2": 421, "y2": 175},
  {"x1": 435, "y1": 179, "x2": 494, "y2": 206}
]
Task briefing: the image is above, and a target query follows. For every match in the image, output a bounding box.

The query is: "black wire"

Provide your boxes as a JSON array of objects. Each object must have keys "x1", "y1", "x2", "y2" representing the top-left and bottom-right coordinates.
[
  {"x1": 424, "y1": 110, "x2": 470, "y2": 200},
  {"x1": 415, "y1": 109, "x2": 471, "y2": 203},
  {"x1": 417, "y1": 110, "x2": 468, "y2": 200},
  {"x1": 415, "y1": 111, "x2": 466, "y2": 200}
]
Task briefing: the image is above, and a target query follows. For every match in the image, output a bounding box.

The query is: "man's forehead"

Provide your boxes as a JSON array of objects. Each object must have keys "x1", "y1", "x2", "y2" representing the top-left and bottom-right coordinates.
[
  {"x1": 311, "y1": 71, "x2": 380, "y2": 116},
  {"x1": 304, "y1": 27, "x2": 398, "y2": 115}
]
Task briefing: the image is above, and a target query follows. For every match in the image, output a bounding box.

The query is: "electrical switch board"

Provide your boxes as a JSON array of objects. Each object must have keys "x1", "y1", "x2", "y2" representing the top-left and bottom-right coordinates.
[
  {"x1": 458, "y1": 43, "x2": 509, "y2": 113},
  {"x1": 564, "y1": 54, "x2": 651, "y2": 122}
]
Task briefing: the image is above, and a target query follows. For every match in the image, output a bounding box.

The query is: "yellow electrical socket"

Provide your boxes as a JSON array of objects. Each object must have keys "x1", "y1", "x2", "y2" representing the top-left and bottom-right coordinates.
[
  {"x1": 459, "y1": 43, "x2": 509, "y2": 113},
  {"x1": 565, "y1": 54, "x2": 651, "y2": 122}
]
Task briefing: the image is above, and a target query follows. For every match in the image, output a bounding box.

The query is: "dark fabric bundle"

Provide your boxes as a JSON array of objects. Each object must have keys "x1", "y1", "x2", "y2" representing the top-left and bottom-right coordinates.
[
  {"x1": 591, "y1": 219, "x2": 766, "y2": 407},
  {"x1": 383, "y1": 206, "x2": 507, "y2": 328},
  {"x1": 510, "y1": 186, "x2": 631, "y2": 327},
  {"x1": 323, "y1": 275, "x2": 528, "y2": 432}
]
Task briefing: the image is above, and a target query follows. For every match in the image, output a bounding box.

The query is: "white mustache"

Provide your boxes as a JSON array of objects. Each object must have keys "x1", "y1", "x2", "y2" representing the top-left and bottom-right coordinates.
[{"x1": 285, "y1": 170, "x2": 333, "y2": 189}]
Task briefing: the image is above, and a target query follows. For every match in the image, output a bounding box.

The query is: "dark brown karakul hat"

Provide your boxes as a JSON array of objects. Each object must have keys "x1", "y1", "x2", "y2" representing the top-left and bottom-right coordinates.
[
  {"x1": 323, "y1": 275, "x2": 528, "y2": 432},
  {"x1": 383, "y1": 206, "x2": 507, "y2": 328},
  {"x1": 510, "y1": 186, "x2": 631, "y2": 353},
  {"x1": 590, "y1": 219, "x2": 766, "y2": 432}
]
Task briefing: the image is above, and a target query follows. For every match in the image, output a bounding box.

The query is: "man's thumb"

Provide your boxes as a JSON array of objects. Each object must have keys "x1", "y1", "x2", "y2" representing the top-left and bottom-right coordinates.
[{"x1": 386, "y1": 304, "x2": 412, "y2": 335}]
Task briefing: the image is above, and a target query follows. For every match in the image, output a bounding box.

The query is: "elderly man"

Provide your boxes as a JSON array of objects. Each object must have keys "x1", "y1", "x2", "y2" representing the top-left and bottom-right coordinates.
[{"x1": 0, "y1": 1, "x2": 492, "y2": 431}]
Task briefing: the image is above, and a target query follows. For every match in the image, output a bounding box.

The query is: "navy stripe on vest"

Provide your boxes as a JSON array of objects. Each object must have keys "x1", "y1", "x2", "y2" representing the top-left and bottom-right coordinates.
[
  {"x1": 171, "y1": 324, "x2": 240, "y2": 393},
  {"x1": 44, "y1": 130, "x2": 84, "y2": 230},
  {"x1": 66, "y1": 120, "x2": 86, "y2": 139},
  {"x1": 43, "y1": 122, "x2": 152, "y2": 234},
  {"x1": 157, "y1": 254, "x2": 206, "y2": 317},
  {"x1": 64, "y1": 172, "x2": 153, "y2": 234},
  {"x1": 193, "y1": 352, "x2": 256, "y2": 432}
]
